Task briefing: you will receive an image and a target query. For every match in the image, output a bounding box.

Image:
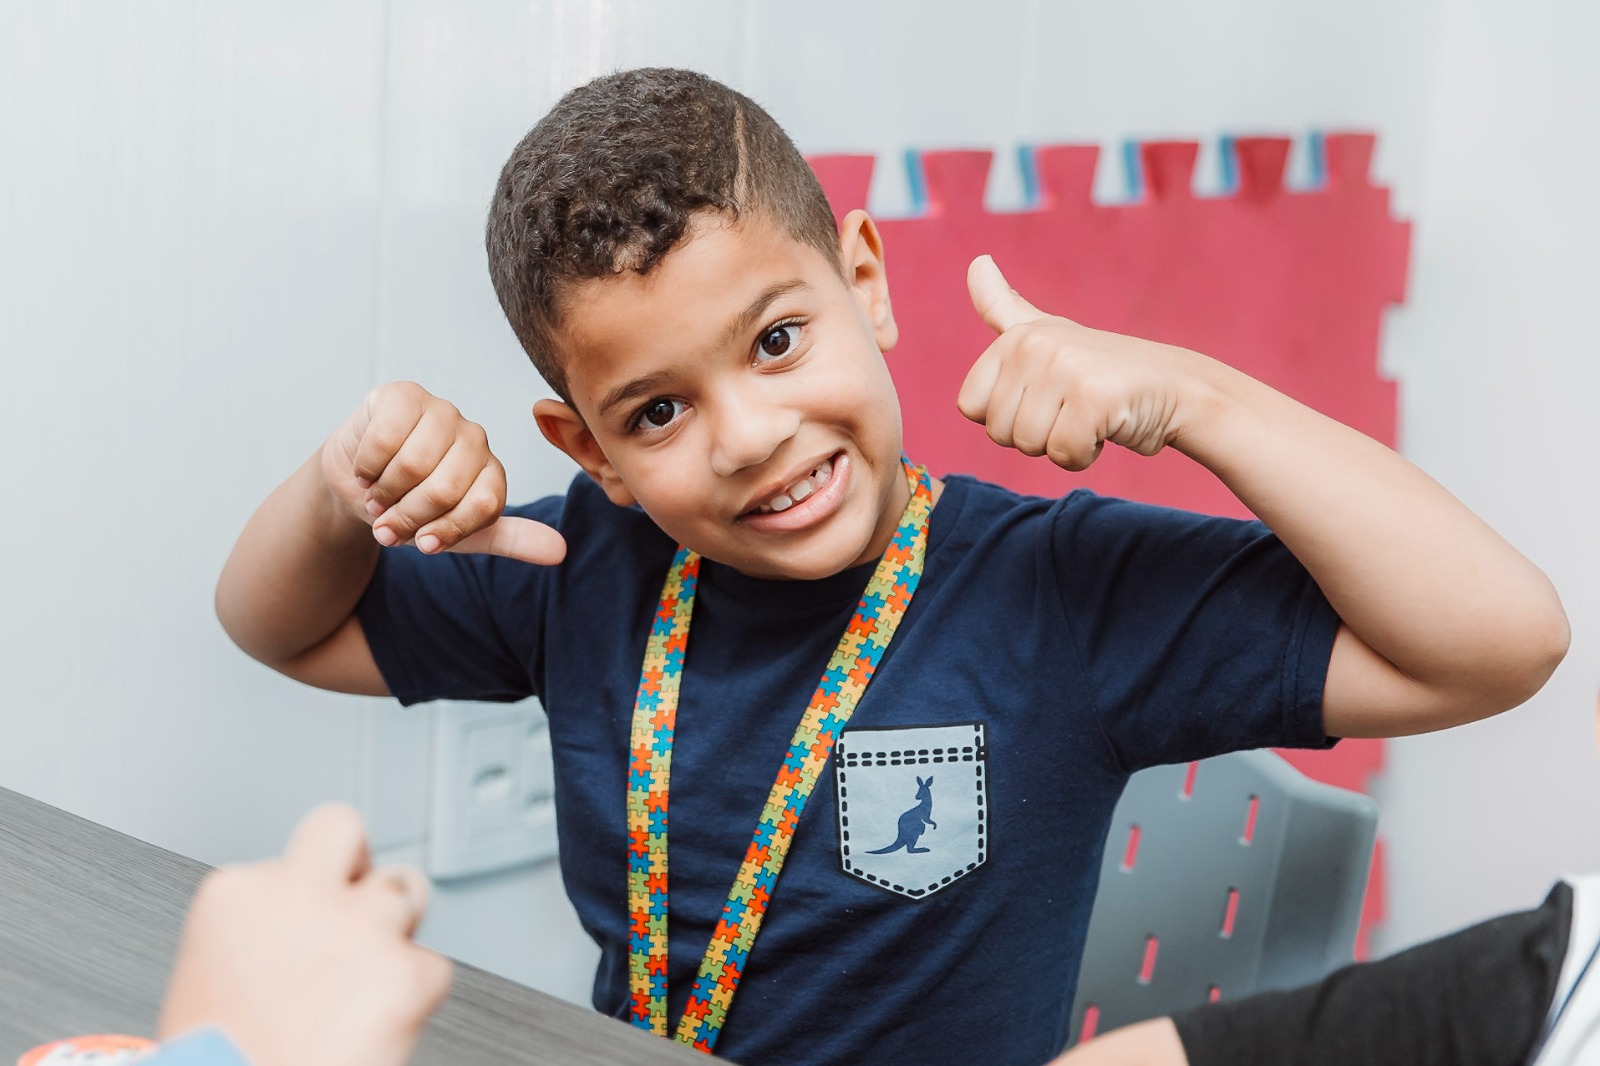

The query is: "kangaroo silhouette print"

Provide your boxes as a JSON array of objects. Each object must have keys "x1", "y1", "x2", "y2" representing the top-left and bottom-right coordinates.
[{"x1": 868, "y1": 776, "x2": 937, "y2": 854}]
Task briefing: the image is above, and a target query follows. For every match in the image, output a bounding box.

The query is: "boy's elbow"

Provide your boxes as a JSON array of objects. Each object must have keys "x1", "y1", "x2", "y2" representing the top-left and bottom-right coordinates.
[
  {"x1": 214, "y1": 581, "x2": 270, "y2": 665},
  {"x1": 1459, "y1": 591, "x2": 1570, "y2": 716},
  {"x1": 1508, "y1": 596, "x2": 1571, "y2": 703},
  {"x1": 1341, "y1": 593, "x2": 1570, "y2": 738},
  {"x1": 212, "y1": 579, "x2": 301, "y2": 672},
  {"x1": 213, "y1": 581, "x2": 252, "y2": 655}
]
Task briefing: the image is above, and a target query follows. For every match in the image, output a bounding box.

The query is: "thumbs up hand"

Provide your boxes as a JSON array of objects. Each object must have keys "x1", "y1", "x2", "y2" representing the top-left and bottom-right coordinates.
[{"x1": 957, "y1": 255, "x2": 1199, "y2": 471}]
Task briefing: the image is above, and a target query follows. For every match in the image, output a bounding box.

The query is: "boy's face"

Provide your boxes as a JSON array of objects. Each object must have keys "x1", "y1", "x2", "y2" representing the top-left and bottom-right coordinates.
[{"x1": 535, "y1": 209, "x2": 908, "y2": 580}]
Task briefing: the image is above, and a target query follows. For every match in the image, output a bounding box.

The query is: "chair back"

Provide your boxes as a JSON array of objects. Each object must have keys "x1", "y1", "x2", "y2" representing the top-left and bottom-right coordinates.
[{"x1": 1069, "y1": 749, "x2": 1377, "y2": 1043}]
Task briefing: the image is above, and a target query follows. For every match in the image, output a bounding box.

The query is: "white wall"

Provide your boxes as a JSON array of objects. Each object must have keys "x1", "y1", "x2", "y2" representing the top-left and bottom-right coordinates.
[
  {"x1": 1371, "y1": 0, "x2": 1600, "y2": 952},
  {"x1": 2, "y1": 0, "x2": 1594, "y2": 1001}
]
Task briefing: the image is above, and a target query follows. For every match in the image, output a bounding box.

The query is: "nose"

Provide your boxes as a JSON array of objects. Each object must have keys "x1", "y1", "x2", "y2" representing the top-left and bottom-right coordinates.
[{"x1": 706, "y1": 379, "x2": 800, "y2": 478}]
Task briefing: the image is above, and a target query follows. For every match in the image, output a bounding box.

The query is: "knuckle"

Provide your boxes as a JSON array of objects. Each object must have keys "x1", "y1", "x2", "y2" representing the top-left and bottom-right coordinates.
[
  {"x1": 411, "y1": 478, "x2": 457, "y2": 514},
  {"x1": 1048, "y1": 348, "x2": 1079, "y2": 379},
  {"x1": 1064, "y1": 441, "x2": 1102, "y2": 470},
  {"x1": 381, "y1": 509, "x2": 420, "y2": 537},
  {"x1": 1017, "y1": 324, "x2": 1053, "y2": 357},
  {"x1": 375, "y1": 380, "x2": 423, "y2": 414},
  {"x1": 428, "y1": 395, "x2": 463, "y2": 422},
  {"x1": 423, "y1": 517, "x2": 466, "y2": 546},
  {"x1": 462, "y1": 487, "x2": 502, "y2": 523},
  {"x1": 358, "y1": 422, "x2": 402, "y2": 459},
  {"x1": 484, "y1": 458, "x2": 508, "y2": 495},
  {"x1": 388, "y1": 452, "x2": 429, "y2": 484}
]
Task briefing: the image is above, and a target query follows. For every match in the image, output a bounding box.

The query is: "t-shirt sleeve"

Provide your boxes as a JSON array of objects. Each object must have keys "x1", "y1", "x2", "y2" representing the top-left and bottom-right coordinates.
[
  {"x1": 1171, "y1": 882, "x2": 1572, "y2": 1066},
  {"x1": 355, "y1": 496, "x2": 564, "y2": 706},
  {"x1": 1052, "y1": 491, "x2": 1342, "y2": 770}
]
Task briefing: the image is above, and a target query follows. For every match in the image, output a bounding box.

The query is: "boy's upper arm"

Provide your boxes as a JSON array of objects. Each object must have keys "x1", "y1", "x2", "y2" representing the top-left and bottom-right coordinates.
[
  {"x1": 1321, "y1": 624, "x2": 1454, "y2": 740},
  {"x1": 276, "y1": 614, "x2": 391, "y2": 697}
]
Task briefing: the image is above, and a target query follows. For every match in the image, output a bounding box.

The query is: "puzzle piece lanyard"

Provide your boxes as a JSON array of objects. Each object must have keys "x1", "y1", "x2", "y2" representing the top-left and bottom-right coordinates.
[{"x1": 626, "y1": 457, "x2": 934, "y2": 1053}]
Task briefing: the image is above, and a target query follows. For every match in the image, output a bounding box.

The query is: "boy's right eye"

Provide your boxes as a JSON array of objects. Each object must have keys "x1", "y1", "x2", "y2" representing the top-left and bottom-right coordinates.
[{"x1": 632, "y1": 398, "x2": 684, "y2": 433}]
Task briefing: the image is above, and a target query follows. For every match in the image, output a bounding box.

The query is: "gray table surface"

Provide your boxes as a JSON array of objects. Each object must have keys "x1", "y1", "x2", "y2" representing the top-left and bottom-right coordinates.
[{"x1": 0, "y1": 787, "x2": 708, "y2": 1065}]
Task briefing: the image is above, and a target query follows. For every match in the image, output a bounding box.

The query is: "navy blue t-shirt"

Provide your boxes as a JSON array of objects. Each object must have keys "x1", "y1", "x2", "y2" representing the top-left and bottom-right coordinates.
[{"x1": 357, "y1": 473, "x2": 1339, "y2": 1066}]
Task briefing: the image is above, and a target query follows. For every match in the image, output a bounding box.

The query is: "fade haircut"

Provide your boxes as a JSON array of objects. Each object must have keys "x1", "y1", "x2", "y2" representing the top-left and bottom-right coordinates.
[{"x1": 486, "y1": 68, "x2": 843, "y2": 403}]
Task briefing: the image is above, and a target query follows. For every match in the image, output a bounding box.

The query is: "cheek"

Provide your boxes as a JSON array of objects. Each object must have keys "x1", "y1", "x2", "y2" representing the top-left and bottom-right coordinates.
[
  {"x1": 622, "y1": 460, "x2": 718, "y2": 527},
  {"x1": 841, "y1": 357, "x2": 902, "y2": 430},
  {"x1": 812, "y1": 334, "x2": 899, "y2": 407}
]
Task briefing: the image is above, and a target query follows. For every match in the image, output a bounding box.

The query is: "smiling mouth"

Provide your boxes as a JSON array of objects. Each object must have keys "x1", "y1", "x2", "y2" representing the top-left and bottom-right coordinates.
[{"x1": 749, "y1": 456, "x2": 836, "y2": 514}]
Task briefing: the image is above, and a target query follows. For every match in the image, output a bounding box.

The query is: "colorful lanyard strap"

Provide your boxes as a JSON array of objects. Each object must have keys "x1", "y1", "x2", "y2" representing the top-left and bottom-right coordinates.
[{"x1": 626, "y1": 456, "x2": 934, "y2": 1053}]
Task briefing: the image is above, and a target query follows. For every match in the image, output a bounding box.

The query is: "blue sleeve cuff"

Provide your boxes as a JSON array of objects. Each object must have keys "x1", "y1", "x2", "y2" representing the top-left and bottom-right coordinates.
[{"x1": 146, "y1": 1028, "x2": 251, "y2": 1066}]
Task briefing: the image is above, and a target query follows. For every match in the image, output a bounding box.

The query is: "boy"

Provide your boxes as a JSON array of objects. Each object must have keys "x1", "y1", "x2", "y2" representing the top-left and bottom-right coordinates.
[{"x1": 216, "y1": 68, "x2": 1567, "y2": 1065}]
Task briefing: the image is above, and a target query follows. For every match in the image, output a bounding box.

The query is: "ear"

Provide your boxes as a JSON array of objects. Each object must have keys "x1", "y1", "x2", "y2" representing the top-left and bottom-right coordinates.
[
  {"x1": 836, "y1": 209, "x2": 898, "y2": 353},
  {"x1": 533, "y1": 398, "x2": 637, "y2": 508}
]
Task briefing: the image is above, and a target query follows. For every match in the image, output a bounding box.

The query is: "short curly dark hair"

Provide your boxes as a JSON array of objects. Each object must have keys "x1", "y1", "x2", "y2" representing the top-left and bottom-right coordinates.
[{"x1": 486, "y1": 68, "x2": 843, "y2": 403}]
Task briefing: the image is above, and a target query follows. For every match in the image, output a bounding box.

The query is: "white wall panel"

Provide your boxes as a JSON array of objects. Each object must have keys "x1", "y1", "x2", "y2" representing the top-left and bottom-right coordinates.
[
  {"x1": 0, "y1": 0, "x2": 389, "y2": 862},
  {"x1": 1368, "y1": 0, "x2": 1600, "y2": 954}
]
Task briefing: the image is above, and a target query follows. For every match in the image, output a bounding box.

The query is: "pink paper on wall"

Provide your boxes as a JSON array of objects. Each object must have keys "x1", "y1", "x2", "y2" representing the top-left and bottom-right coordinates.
[{"x1": 810, "y1": 134, "x2": 1410, "y2": 954}]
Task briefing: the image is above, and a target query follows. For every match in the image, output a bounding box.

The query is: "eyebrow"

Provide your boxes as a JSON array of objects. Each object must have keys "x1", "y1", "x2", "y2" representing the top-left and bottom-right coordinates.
[
  {"x1": 598, "y1": 368, "x2": 679, "y2": 421},
  {"x1": 597, "y1": 279, "x2": 812, "y2": 420},
  {"x1": 722, "y1": 279, "x2": 810, "y2": 347}
]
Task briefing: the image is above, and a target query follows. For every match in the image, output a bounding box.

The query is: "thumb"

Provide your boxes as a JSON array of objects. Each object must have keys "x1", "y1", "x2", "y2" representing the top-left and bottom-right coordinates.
[
  {"x1": 449, "y1": 516, "x2": 568, "y2": 566},
  {"x1": 967, "y1": 255, "x2": 1045, "y2": 334},
  {"x1": 282, "y1": 803, "x2": 370, "y2": 884}
]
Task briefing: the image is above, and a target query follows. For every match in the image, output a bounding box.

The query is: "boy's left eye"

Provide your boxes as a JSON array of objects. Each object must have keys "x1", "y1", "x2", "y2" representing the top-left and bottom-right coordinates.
[{"x1": 757, "y1": 323, "x2": 799, "y2": 360}]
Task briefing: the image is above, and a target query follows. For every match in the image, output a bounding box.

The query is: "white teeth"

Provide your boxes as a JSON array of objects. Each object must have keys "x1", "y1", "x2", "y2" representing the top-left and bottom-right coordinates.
[{"x1": 754, "y1": 457, "x2": 835, "y2": 514}]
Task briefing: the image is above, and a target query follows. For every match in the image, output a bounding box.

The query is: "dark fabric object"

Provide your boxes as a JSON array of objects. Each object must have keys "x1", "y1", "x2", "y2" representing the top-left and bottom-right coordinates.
[
  {"x1": 1174, "y1": 882, "x2": 1573, "y2": 1066},
  {"x1": 357, "y1": 473, "x2": 1339, "y2": 1066}
]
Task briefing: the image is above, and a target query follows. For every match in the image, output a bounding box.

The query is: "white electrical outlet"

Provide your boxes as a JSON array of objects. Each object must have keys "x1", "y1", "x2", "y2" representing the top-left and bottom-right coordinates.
[{"x1": 427, "y1": 699, "x2": 559, "y2": 881}]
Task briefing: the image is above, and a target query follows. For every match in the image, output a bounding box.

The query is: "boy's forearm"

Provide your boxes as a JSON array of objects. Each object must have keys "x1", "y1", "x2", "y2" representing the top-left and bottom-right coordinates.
[
  {"x1": 1172, "y1": 348, "x2": 1568, "y2": 733},
  {"x1": 216, "y1": 451, "x2": 380, "y2": 668},
  {"x1": 1050, "y1": 1019, "x2": 1190, "y2": 1065}
]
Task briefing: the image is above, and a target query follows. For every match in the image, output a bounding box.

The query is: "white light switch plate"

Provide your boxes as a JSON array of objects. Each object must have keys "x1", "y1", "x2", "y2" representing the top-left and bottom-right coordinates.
[{"x1": 427, "y1": 699, "x2": 558, "y2": 880}]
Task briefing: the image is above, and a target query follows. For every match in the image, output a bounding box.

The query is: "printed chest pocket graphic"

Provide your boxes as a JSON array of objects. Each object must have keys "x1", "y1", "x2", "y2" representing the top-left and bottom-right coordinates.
[{"x1": 835, "y1": 723, "x2": 988, "y2": 898}]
